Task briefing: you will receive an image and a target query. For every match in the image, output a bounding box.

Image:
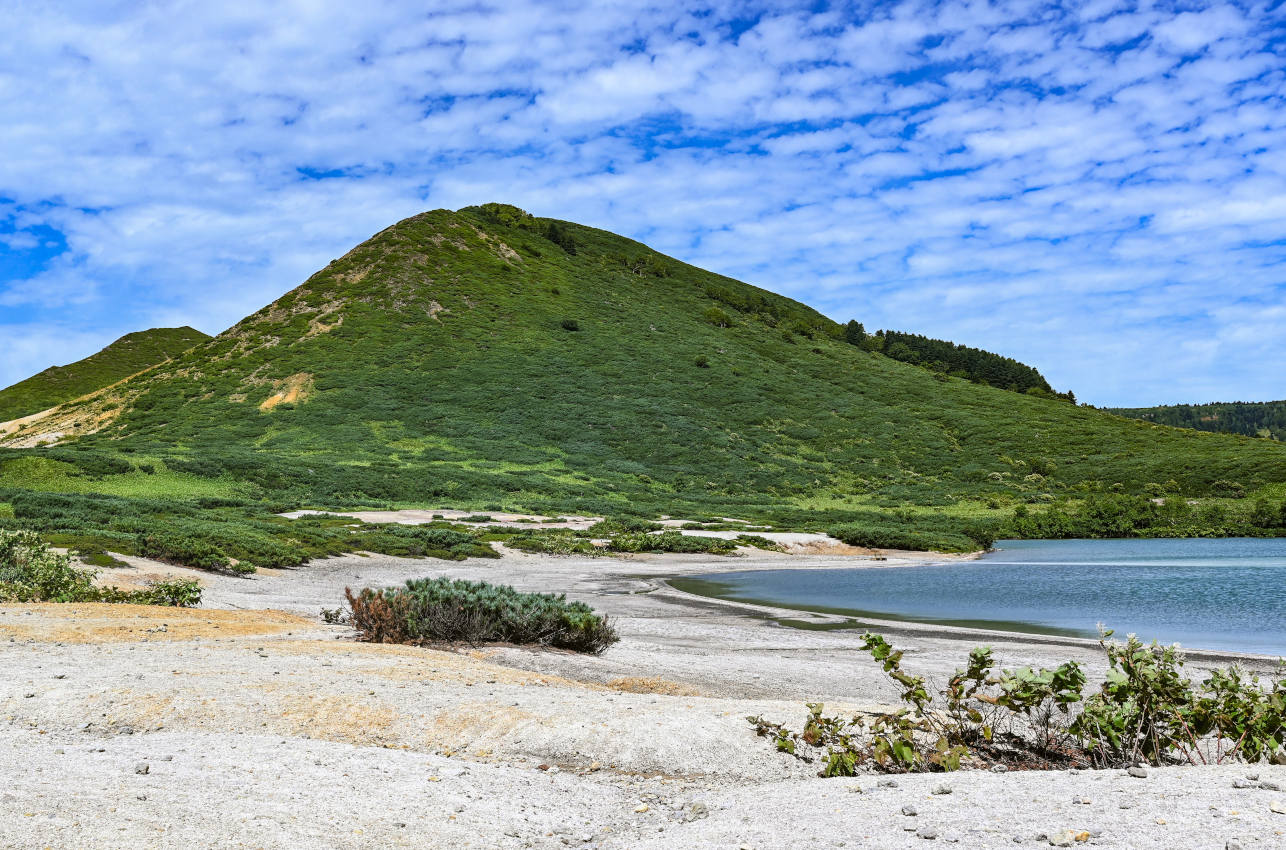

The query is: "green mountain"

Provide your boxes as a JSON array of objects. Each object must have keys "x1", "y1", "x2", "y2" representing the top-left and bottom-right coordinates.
[
  {"x1": 0, "y1": 326, "x2": 210, "y2": 423},
  {"x1": 3, "y1": 203, "x2": 1285, "y2": 520},
  {"x1": 1110, "y1": 401, "x2": 1286, "y2": 442}
]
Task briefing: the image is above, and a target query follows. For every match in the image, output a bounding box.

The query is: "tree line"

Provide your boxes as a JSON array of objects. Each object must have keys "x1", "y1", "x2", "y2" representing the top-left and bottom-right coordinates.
[
  {"x1": 843, "y1": 320, "x2": 1074, "y2": 401},
  {"x1": 1109, "y1": 401, "x2": 1285, "y2": 441}
]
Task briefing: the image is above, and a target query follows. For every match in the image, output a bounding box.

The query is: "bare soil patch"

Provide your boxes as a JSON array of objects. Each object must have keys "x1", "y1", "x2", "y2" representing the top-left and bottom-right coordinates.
[{"x1": 0, "y1": 603, "x2": 311, "y2": 643}]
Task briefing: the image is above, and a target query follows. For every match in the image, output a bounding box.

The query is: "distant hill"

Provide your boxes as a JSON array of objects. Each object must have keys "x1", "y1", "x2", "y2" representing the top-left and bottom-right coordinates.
[
  {"x1": 2, "y1": 203, "x2": 1283, "y2": 516},
  {"x1": 0, "y1": 327, "x2": 210, "y2": 423},
  {"x1": 1110, "y1": 401, "x2": 1286, "y2": 441}
]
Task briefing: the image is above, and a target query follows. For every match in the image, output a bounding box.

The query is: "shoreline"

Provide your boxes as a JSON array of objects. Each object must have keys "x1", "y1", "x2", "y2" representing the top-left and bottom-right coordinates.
[
  {"x1": 654, "y1": 571, "x2": 1286, "y2": 666},
  {"x1": 651, "y1": 543, "x2": 1286, "y2": 663},
  {"x1": 4, "y1": 546, "x2": 1285, "y2": 848}
]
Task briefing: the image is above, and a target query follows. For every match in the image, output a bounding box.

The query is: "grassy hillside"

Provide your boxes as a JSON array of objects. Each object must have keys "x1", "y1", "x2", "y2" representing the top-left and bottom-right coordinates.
[
  {"x1": 2, "y1": 202, "x2": 1281, "y2": 526},
  {"x1": 1110, "y1": 400, "x2": 1286, "y2": 442},
  {"x1": 0, "y1": 326, "x2": 210, "y2": 423}
]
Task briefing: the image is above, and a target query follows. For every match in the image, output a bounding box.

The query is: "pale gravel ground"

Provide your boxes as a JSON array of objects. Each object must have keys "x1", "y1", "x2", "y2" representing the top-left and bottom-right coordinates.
[{"x1": 2, "y1": 547, "x2": 1284, "y2": 849}]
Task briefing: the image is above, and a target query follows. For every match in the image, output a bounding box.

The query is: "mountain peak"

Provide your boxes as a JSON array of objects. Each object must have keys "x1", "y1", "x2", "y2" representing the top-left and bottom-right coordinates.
[{"x1": 2, "y1": 208, "x2": 1282, "y2": 512}]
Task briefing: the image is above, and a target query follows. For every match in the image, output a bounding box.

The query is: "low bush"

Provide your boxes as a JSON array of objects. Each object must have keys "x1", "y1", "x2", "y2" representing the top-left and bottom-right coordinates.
[
  {"x1": 0, "y1": 529, "x2": 99, "y2": 602},
  {"x1": 0, "y1": 530, "x2": 201, "y2": 606},
  {"x1": 1072, "y1": 632, "x2": 1286, "y2": 766},
  {"x1": 96, "y1": 578, "x2": 204, "y2": 607},
  {"x1": 751, "y1": 630, "x2": 1285, "y2": 775},
  {"x1": 352, "y1": 524, "x2": 497, "y2": 560},
  {"x1": 344, "y1": 577, "x2": 617, "y2": 653},
  {"x1": 586, "y1": 516, "x2": 663, "y2": 535},
  {"x1": 828, "y1": 524, "x2": 981, "y2": 553},
  {"x1": 735, "y1": 534, "x2": 783, "y2": 551},
  {"x1": 504, "y1": 529, "x2": 598, "y2": 555},
  {"x1": 605, "y1": 530, "x2": 738, "y2": 555},
  {"x1": 136, "y1": 532, "x2": 232, "y2": 571}
]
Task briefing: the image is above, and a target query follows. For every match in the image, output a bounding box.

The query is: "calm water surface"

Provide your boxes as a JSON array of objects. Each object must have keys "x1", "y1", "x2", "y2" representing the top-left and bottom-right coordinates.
[{"x1": 672, "y1": 538, "x2": 1286, "y2": 655}]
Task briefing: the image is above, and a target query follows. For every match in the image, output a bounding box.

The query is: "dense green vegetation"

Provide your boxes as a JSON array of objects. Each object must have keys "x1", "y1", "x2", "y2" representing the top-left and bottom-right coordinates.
[
  {"x1": 0, "y1": 529, "x2": 200, "y2": 605},
  {"x1": 1, "y1": 203, "x2": 1284, "y2": 555},
  {"x1": 853, "y1": 328, "x2": 1071, "y2": 401},
  {"x1": 344, "y1": 576, "x2": 617, "y2": 653},
  {"x1": 1111, "y1": 400, "x2": 1286, "y2": 441},
  {"x1": 0, "y1": 489, "x2": 498, "y2": 573},
  {"x1": 0, "y1": 327, "x2": 209, "y2": 422},
  {"x1": 752, "y1": 630, "x2": 1285, "y2": 774},
  {"x1": 829, "y1": 522, "x2": 991, "y2": 553},
  {"x1": 1007, "y1": 493, "x2": 1286, "y2": 539}
]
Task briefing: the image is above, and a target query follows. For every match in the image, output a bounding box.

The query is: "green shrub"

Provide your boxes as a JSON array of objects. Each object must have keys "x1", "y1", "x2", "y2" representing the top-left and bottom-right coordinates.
[
  {"x1": 702, "y1": 306, "x2": 733, "y2": 327},
  {"x1": 97, "y1": 578, "x2": 203, "y2": 607},
  {"x1": 753, "y1": 630, "x2": 1285, "y2": 775},
  {"x1": 1072, "y1": 631, "x2": 1286, "y2": 766},
  {"x1": 344, "y1": 577, "x2": 617, "y2": 653},
  {"x1": 0, "y1": 530, "x2": 99, "y2": 602},
  {"x1": 828, "y1": 524, "x2": 981, "y2": 553},
  {"x1": 505, "y1": 529, "x2": 598, "y2": 555},
  {"x1": 136, "y1": 532, "x2": 232, "y2": 571},
  {"x1": 605, "y1": 530, "x2": 738, "y2": 555},
  {"x1": 735, "y1": 534, "x2": 783, "y2": 551},
  {"x1": 0, "y1": 530, "x2": 200, "y2": 606},
  {"x1": 352, "y1": 524, "x2": 498, "y2": 560},
  {"x1": 587, "y1": 516, "x2": 662, "y2": 535}
]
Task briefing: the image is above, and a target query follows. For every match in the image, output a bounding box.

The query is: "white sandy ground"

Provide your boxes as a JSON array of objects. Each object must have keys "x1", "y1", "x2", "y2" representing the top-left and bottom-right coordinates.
[{"x1": 2, "y1": 546, "x2": 1284, "y2": 849}]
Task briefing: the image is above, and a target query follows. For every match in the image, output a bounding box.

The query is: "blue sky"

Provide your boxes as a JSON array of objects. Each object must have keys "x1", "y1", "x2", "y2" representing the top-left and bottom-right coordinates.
[{"x1": 1, "y1": 0, "x2": 1283, "y2": 407}]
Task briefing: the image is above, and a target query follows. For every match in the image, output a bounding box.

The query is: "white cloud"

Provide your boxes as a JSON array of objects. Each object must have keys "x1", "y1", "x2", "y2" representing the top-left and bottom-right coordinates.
[{"x1": 0, "y1": 0, "x2": 1281, "y2": 406}]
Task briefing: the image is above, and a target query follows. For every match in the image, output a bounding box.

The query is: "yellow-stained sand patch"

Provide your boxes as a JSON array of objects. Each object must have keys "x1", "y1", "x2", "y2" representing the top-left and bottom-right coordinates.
[
  {"x1": 426, "y1": 701, "x2": 540, "y2": 752},
  {"x1": 0, "y1": 604, "x2": 313, "y2": 643},
  {"x1": 270, "y1": 639, "x2": 600, "y2": 690},
  {"x1": 271, "y1": 691, "x2": 400, "y2": 745},
  {"x1": 76, "y1": 686, "x2": 403, "y2": 748},
  {"x1": 608, "y1": 676, "x2": 704, "y2": 697},
  {"x1": 259, "y1": 372, "x2": 314, "y2": 411}
]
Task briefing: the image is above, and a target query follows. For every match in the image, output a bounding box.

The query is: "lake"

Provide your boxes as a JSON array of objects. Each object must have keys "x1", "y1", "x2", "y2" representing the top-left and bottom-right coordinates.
[{"x1": 670, "y1": 538, "x2": 1286, "y2": 655}]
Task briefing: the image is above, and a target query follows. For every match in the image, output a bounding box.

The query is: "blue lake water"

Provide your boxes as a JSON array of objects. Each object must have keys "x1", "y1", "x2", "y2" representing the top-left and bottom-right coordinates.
[{"x1": 671, "y1": 538, "x2": 1286, "y2": 656}]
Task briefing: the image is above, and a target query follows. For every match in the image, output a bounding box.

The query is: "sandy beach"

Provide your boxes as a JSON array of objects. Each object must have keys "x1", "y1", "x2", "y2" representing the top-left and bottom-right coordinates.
[{"x1": 2, "y1": 545, "x2": 1284, "y2": 848}]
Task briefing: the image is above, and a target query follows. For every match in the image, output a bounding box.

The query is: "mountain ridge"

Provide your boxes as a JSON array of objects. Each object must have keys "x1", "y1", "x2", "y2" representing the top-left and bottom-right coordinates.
[
  {"x1": 1, "y1": 204, "x2": 1283, "y2": 517},
  {"x1": 0, "y1": 326, "x2": 211, "y2": 425}
]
